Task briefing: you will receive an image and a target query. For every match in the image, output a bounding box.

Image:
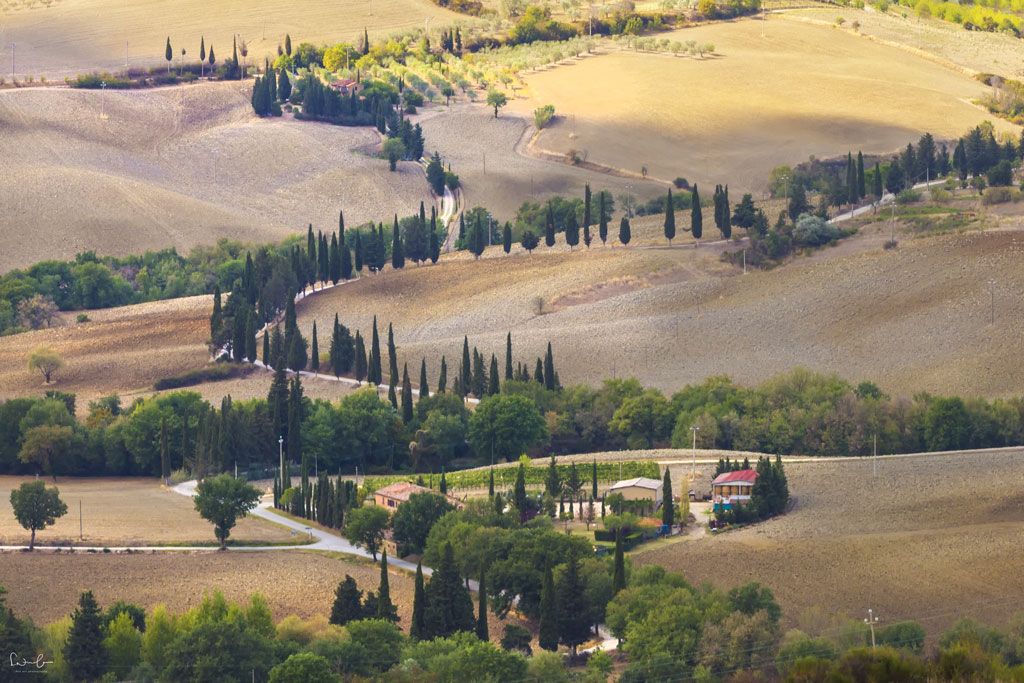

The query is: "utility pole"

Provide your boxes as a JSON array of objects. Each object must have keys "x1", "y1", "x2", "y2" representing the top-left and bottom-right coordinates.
[
  {"x1": 79, "y1": 499, "x2": 83, "y2": 540},
  {"x1": 11, "y1": 42, "x2": 14, "y2": 83},
  {"x1": 864, "y1": 609, "x2": 880, "y2": 650},
  {"x1": 872, "y1": 434, "x2": 877, "y2": 477},
  {"x1": 690, "y1": 425, "x2": 700, "y2": 480},
  {"x1": 278, "y1": 435, "x2": 285, "y2": 488}
]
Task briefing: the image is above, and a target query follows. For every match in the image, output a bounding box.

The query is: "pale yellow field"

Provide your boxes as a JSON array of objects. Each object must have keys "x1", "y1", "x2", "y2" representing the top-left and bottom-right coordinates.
[
  {"x1": 0, "y1": 0, "x2": 470, "y2": 79},
  {"x1": 510, "y1": 17, "x2": 1018, "y2": 192}
]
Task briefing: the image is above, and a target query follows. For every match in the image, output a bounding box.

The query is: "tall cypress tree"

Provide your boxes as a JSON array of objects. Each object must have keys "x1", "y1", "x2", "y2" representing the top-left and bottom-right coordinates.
[
  {"x1": 873, "y1": 162, "x2": 883, "y2": 197},
  {"x1": 401, "y1": 364, "x2": 414, "y2": 423},
  {"x1": 664, "y1": 188, "x2": 676, "y2": 244},
  {"x1": 353, "y1": 231, "x2": 363, "y2": 273},
  {"x1": 488, "y1": 355, "x2": 500, "y2": 395},
  {"x1": 476, "y1": 571, "x2": 489, "y2": 641},
  {"x1": 591, "y1": 459, "x2": 598, "y2": 500},
  {"x1": 391, "y1": 215, "x2": 405, "y2": 269},
  {"x1": 411, "y1": 561, "x2": 427, "y2": 640},
  {"x1": 310, "y1": 321, "x2": 320, "y2": 373},
  {"x1": 377, "y1": 550, "x2": 399, "y2": 622},
  {"x1": 438, "y1": 356, "x2": 447, "y2": 393},
  {"x1": 429, "y1": 225, "x2": 440, "y2": 264},
  {"x1": 538, "y1": 566, "x2": 558, "y2": 652},
  {"x1": 545, "y1": 204, "x2": 556, "y2": 248},
  {"x1": 661, "y1": 468, "x2": 674, "y2": 526},
  {"x1": 502, "y1": 222, "x2": 512, "y2": 254},
  {"x1": 857, "y1": 151, "x2": 866, "y2": 199},
  {"x1": 354, "y1": 331, "x2": 367, "y2": 383},
  {"x1": 461, "y1": 337, "x2": 471, "y2": 391},
  {"x1": 330, "y1": 576, "x2": 364, "y2": 626},
  {"x1": 388, "y1": 323, "x2": 399, "y2": 390},
  {"x1": 488, "y1": 468, "x2": 495, "y2": 497},
  {"x1": 598, "y1": 191, "x2": 608, "y2": 245},
  {"x1": 544, "y1": 342, "x2": 556, "y2": 391},
  {"x1": 583, "y1": 183, "x2": 593, "y2": 244},
  {"x1": 245, "y1": 310, "x2": 257, "y2": 362},
  {"x1": 618, "y1": 216, "x2": 631, "y2": 246},
  {"x1": 612, "y1": 530, "x2": 626, "y2": 593},
  {"x1": 329, "y1": 232, "x2": 341, "y2": 284},
  {"x1": 368, "y1": 317, "x2": 382, "y2": 385},
  {"x1": 419, "y1": 359, "x2": 429, "y2": 400},
  {"x1": 691, "y1": 184, "x2": 703, "y2": 240},
  {"x1": 210, "y1": 284, "x2": 223, "y2": 342},
  {"x1": 505, "y1": 332, "x2": 513, "y2": 381},
  {"x1": 262, "y1": 329, "x2": 270, "y2": 366},
  {"x1": 513, "y1": 462, "x2": 527, "y2": 519},
  {"x1": 65, "y1": 591, "x2": 107, "y2": 681},
  {"x1": 558, "y1": 551, "x2": 590, "y2": 658},
  {"x1": 424, "y1": 542, "x2": 474, "y2": 638},
  {"x1": 565, "y1": 211, "x2": 579, "y2": 250}
]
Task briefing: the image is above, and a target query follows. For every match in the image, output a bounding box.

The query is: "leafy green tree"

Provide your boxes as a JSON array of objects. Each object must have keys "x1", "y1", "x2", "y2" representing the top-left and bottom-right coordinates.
[
  {"x1": 468, "y1": 394, "x2": 547, "y2": 462},
  {"x1": 28, "y1": 346, "x2": 64, "y2": 384},
  {"x1": 521, "y1": 230, "x2": 540, "y2": 253},
  {"x1": 330, "y1": 575, "x2": 364, "y2": 626},
  {"x1": 345, "y1": 505, "x2": 390, "y2": 560},
  {"x1": 486, "y1": 89, "x2": 508, "y2": 117},
  {"x1": 270, "y1": 652, "x2": 339, "y2": 683},
  {"x1": 192, "y1": 474, "x2": 261, "y2": 548},
  {"x1": 65, "y1": 591, "x2": 107, "y2": 681},
  {"x1": 9, "y1": 479, "x2": 67, "y2": 549},
  {"x1": 384, "y1": 138, "x2": 406, "y2": 171},
  {"x1": 392, "y1": 492, "x2": 454, "y2": 556},
  {"x1": 103, "y1": 610, "x2": 142, "y2": 676},
  {"x1": 164, "y1": 618, "x2": 275, "y2": 681}
]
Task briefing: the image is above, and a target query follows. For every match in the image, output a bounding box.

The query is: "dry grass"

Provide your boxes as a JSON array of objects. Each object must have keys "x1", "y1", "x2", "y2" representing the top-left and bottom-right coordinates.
[
  {"x1": 644, "y1": 449, "x2": 1024, "y2": 638},
  {"x1": 0, "y1": 82, "x2": 433, "y2": 271},
  {"x1": 0, "y1": 0, "x2": 470, "y2": 79},
  {"x1": 508, "y1": 17, "x2": 1018, "y2": 193},
  {"x1": 293, "y1": 217, "x2": 1024, "y2": 399},
  {"x1": 0, "y1": 476, "x2": 294, "y2": 546},
  {"x1": 0, "y1": 296, "x2": 211, "y2": 409}
]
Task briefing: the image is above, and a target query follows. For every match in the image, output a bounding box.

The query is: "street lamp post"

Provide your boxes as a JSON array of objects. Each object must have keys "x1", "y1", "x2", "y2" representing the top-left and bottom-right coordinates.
[
  {"x1": 864, "y1": 609, "x2": 880, "y2": 650},
  {"x1": 278, "y1": 436, "x2": 285, "y2": 487}
]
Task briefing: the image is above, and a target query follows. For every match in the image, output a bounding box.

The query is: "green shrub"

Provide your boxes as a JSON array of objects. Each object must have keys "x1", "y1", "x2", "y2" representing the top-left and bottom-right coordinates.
[
  {"x1": 896, "y1": 188, "x2": 922, "y2": 203},
  {"x1": 153, "y1": 364, "x2": 252, "y2": 390},
  {"x1": 76, "y1": 313, "x2": 90, "y2": 323},
  {"x1": 982, "y1": 186, "x2": 1018, "y2": 205}
]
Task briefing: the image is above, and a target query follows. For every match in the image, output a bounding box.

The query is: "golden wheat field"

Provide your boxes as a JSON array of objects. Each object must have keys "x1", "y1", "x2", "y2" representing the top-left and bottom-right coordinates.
[
  {"x1": 510, "y1": 17, "x2": 1018, "y2": 192},
  {"x1": 650, "y1": 449, "x2": 1024, "y2": 640},
  {"x1": 0, "y1": 0, "x2": 469, "y2": 78},
  {"x1": 0, "y1": 82, "x2": 434, "y2": 272}
]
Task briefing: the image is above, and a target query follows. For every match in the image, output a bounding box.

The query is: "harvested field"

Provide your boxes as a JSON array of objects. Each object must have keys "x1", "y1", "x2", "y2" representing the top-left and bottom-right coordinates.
[
  {"x1": 0, "y1": 296, "x2": 211, "y2": 409},
  {"x1": 295, "y1": 221, "x2": 1024, "y2": 399},
  {"x1": 0, "y1": 82, "x2": 433, "y2": 272},
  {"x1": 125, "y1": 367, "x2": 360, "y2": 407},
  {"x1": 0, "y1": 476, "x2": 293, "y2": 546},
  {"x1": 509, "y1": 17, "x2": 1018, "y2": 193},
  {"x1": 0, "y1": 0, "x2": 469, "y2": 79},
  {"x1": 646, "y1": 449, "x2": 1024, "y2": 638},
  {"x1": 417, "y1": 104, "x2": 663, "y2": 221}
]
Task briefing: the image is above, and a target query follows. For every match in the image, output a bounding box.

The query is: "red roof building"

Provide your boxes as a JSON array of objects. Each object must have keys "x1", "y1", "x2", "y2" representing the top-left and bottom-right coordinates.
[
  {"x1": 373, "y1": 482, "x2": 461, "y2": 511},
  {"x1": 711, "y1": 469, "x2": 758, "y2": 506}
]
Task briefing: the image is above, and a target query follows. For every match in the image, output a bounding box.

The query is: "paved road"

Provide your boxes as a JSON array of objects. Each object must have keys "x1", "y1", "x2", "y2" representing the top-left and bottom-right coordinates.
[{"x1": 830, "y1": 179, "x2": 947, "y2": 224}]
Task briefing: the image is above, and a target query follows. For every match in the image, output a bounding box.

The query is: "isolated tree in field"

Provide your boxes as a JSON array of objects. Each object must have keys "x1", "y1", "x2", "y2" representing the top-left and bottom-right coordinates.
[
  {"x1": 208, "y1": 45, "x2": 216, "y2": 68},
  {"x1": 65, "y1": 590, "x2": 107, "y2": 681},
  {"x1": 345, "y1": 504, "x2": 389, "y2": 560},
  {"x1": 192, "y1": 474, "x2": 261, "y2": 549},
  {"x1": 199, "y1": 36, "x2": 206, "y2": 77},
  {"x1": 10, "y1": 480, "x2": 67, "y2": 550},
  {"x1": 691, "y1": 184, "x2": 703, "y2": 240},
  {"x1": 383, "y1": 138, "x2": 406, "y2": 171},
  {"x1": 165, "y1": 37, "x2": 172, "y2": 73},
  {"x1": 28, "y1": 347, "x2": 63, "y2": 384},
  {"x1": 662, "y1": 469, "x2": 674, "y2": 526},
  {"x1": 521, "y1": 229, "x2": 539, "y2": 254},
  {"x1": 487, "y1": 89, "x2": 508, "y2": 117},
  {"x1": 618, "y1": 216, "x2": 631, "y2": 246},
  {"x1": 664, "y1": 189, "x2": 676, "y2": 244},
  {"x1": 502, "y1": 222, "x2": 512, "y2": 254}
]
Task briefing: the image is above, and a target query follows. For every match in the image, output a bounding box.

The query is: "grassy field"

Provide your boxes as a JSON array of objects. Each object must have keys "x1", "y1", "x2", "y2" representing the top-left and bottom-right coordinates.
[
  {"x1": 292, "y1": 213, "x2": 1024, "y2": 399},
  {"x1": 0, "y1": 476, "x2": 294, "y2": 546},
  {"x1": 0, "y1": 0, "x2": 469, "y2": 79},
  {"x1": 508, "y1": 17, "x2": 1018, "y2": 193},
  {"x1": 0, "y1": 81, "x2": 433, "y2": 271},
  {"x1": 0, "y1": 296, "x2": 211, "y2": 409},
  {"x1": 645, "y1": 449, "x2": 1024, "y2": 639}
]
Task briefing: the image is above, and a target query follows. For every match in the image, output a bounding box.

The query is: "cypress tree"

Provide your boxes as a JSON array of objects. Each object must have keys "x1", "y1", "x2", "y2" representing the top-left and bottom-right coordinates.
[
  {"x1": 354, "y1": 331, "x2": 367, "y2": 383},
  {"x1": 438, "y1": 355, "x2": 448, "y2": 393},
  {"x1": 534, "y1": 358, "x2": 544, "y2": 385},
  {"x1": 353, "y1": 231, "x2": 363, "y2": 272},
  {"x1": 367, "y1": 317, "x2": 381, "y2": 385},
  {"x1": 664, "y1": 188, "x2": 676, "y2": 244},
  {"x1": 461, "y1": 336, "x2": 471, "y2": 391},
  {"x1": 873, "y1": 162, "x2": 883, "y2": 197},
  {"x1": 200, "y1": 36, "x2": 206, "y2": 76},
  {"x1": 505, "y1": 332, "x2": 513, "y2": 381},
  {"x1": 418, "y1": 358, "x2": 430, "y2": 401},
  {"x1": 612, "y1": 530, "x2": 626, "y2": 593},
  {"x1": 458, "y1": 213, "x2": 466, "y2": 241},
  {"x1": 429, "y1": 225, "x2": 440, "y2": 264},
  {"x1": 65, "y1": 591, "x2": 107, "y2": 681},
  {"x1": 392, "y1": 215, "x2": 405, "y2": 269},
  {"x1": 513, "y1": 462, "x2": 527, "y2": 519},
  {"x1": 722, "y1": 185, "x2": 732, "y2": 238},
  {"x1": 377, "y1": 550, "x2": 399, "y2": 622},
  {"x1": 245, "y1": 310, "x2": 257, "y2": 362},
  {"x1": 487, "y1": 354, "x2": 500, "y2": 395},
  {"x1": 310, "y1": 321, "x2": 319, "y2": 373},
  {"x1": 618, "y1": 216, "x2": 631, "y2": 246},
  {"x1": 691, "y1": 184, "x2": 702, "y2": 240},
  {"x1": 538, "y1": 566, "x2": 558, "y2": 651},
  {"x1": 598, "y1": 191, "x2": 608, "y2": 245},
  {"x1": 424, "y1": 542, "x2": 474, "y2": 638},
  {"x1": 662, "y1": 469, "x2": 674, "y2": 526},
  {"x1": 278, "y1": 68, "x2": 291, "y2": 100},
  {"x1": 545, "y1": 204, "x2": 556, "y2": 247},
  {"x1": 388, "y1": 381, "x2": 398, "y2": 410},
  {"x1": 401, "y1": 364, "x2": 414, "y2": 423},
  {"x1": 565, "y1": 211, "x2": 579, "y2": 250},
  {"x1": 411, "y1": 561, "x2": 427, "y2": 640},
  {"x1": 488, "y1": 468, "x2": 495, "y2": 497},
  {"x1": 165, "y1": 37, "x2": 172, "y2": 73},
  {"x1": 262, "y1": 330, "x2": 270, "y2": 366},
  {"x1": 388, "y1": 323, "x2": 399, "y2": 390},
  {"x1": 857, "y1": 151, "x2": 866, "y2": 199},
  {"x1": 329, "y1": 232, "x2": 340, "y2": 284},
  {"x1": 557, "y1": 551, "x2": 590, "y2": 658},
  {"x1": 502, "y1": 221, "x2": 512, "y2": 254},
  {"x1": 583, "y1": 183, "x2": 592, "y2": 242},
  {"x1": 545, "y1": 455, "x2": 560, "y2": 497},
  {"x1": 544, "y1": 342, "x2": 556, "y2": 391},
  {"x1": 592, "y1": 459, "x2": 598, "y2": 500},
  {"x1": 210, "y1": 284, "x2": 223, "y2": 341},
  {"x1": 476, "y1": 571, "x2": 489, "y2": 641},
  {"x1": 440, "y1": 468, "x2": 447, "y2": 494}
]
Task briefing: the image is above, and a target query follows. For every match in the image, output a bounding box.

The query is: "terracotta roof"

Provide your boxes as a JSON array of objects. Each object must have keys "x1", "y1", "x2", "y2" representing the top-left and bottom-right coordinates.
[
  {"x1": 374, "y1": 482, "x2": 433, "y2": 502},
  {"x1": 609, "y1": 477, "x2": 662, "y2": 491},
  {"x1": 712, "y1": 469, "x2": 758, "y2": 486}
]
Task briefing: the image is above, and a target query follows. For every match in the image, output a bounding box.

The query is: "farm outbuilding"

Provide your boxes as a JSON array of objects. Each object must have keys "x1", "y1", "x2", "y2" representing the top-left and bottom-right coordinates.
[
  {"x1": 607, "y1": 477, "x2": 663, "y2": 506},
  {"x1": 711, "y1": 469, "x2": 758, "y2": 511}
]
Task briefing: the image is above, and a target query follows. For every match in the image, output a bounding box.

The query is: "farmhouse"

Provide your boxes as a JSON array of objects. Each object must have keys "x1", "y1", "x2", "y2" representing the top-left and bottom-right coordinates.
[
  {"x1": 373, "y1": 482, "x2": 461, "y2": 511},
  {"x1": 607, "y1": 477, "x2": 663, "y2": 507},
  {"x1": 330, "y1": 78, "x2": 360, "y2": 95},
  {"x1": 712, "y1": 469, "x2": 758, "y2": 511}
]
